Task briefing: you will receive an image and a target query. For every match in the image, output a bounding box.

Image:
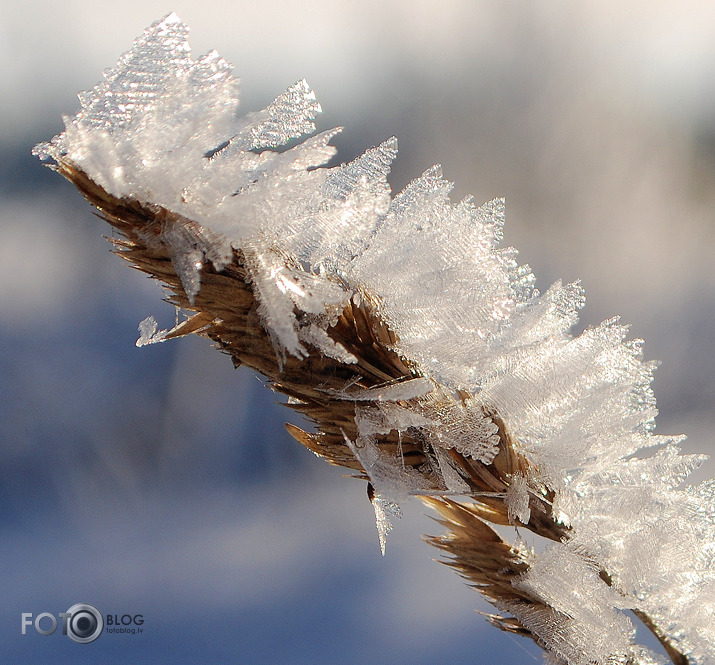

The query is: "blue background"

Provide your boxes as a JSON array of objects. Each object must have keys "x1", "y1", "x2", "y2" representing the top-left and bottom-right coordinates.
[{"x1": 1, "y1": 2, "x2": 714, "y2": 662}]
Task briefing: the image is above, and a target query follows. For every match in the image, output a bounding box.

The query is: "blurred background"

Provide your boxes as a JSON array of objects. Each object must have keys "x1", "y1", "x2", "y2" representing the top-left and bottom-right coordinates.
[{"x1": 1, "y1": 1, "x2": 714, "y2": 662}]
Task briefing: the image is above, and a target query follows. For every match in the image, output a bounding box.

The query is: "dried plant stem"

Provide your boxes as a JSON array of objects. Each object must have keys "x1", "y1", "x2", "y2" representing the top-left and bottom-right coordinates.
[{"x1": 59, "y1": 160, "x2": 688, "y2": 665}]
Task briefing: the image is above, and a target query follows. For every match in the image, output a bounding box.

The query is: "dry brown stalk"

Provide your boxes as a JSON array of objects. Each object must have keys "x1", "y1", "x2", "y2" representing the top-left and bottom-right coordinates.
[{"x1": 55, "y1": 158, "x2": 688, "y2": 665}]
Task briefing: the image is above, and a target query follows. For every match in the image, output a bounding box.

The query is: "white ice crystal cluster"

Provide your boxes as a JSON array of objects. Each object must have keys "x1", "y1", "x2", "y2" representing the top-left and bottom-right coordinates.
[{"x1": 35, "y1": 15, "x2": 715, "y2": 665}]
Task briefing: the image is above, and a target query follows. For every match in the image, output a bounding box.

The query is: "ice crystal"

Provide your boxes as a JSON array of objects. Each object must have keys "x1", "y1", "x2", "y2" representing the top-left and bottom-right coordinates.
[
  {"x1": 511, "y1": 545, "x2": 637, "y2": 664},
  {"x1": 135, "y1": 315, "x2": 167, "y2": 347},
  {"x1": 35, "y1": 14, "x2": 715, "y2": 665},
  {"x1": 370, "y1": 492, "x2": 402, "y2": 557},
  {"x1": 505, "y1": 472, "x2": 531, "y2": 525}
]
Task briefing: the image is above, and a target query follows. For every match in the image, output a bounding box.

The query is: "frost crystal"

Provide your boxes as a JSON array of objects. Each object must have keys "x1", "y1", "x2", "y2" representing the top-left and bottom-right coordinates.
[
  {"x1": 36, "y1": 14, "x2": 715, "y2": 665},
  {"x1": 370, "y1": 491, "x2": 402, "y2": 557},
  {"x1": 136, "y1": 316, "x2": 167, "y2": 347},
  {"x1": 506, "y1": 472, "x2": 531, "y2": 525}
]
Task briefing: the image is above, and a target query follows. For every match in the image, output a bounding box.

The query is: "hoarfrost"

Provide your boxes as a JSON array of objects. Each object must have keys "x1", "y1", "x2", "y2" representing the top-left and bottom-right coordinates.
[
  {"x1": 349, "y1": 387, "x2": 501, "y2": 469},
  {"x1": 506, "y1": 473, "x2": 531, "y2": 525},
  {"x1": 370, "y1": 493, "x2": 402, "y2": 556},
  {"x1": 433, "y1": 446, "x2": 471, "y2": 494},
  {"x1": 415, "y1": 391, "x2": 501, "y2": 462},
  {"x1": 328, "y1": 377, "x2": 434, "y2": 402},
  {"x1": 511, "y1": 544, "x2": 635, "y2": 665},
  {"x1": 35, "y1": 14, "x2": 715, "y2": 665},
  {"x1": 298, "y1": 324, "x2": 357, "y2": 364},
  {"x1": 345, "y1": 432, "x2": 432, "y2": 502},
  {"x1": 136, "y1": 316, "x2": 167, "y2": 347}
]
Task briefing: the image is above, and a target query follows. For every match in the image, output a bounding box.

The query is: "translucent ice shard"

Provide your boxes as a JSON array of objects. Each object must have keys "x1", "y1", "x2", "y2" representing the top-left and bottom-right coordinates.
[
  {"x1": 328, "y1": 377, "x2": 434, "y2": 402},
  {"x1": 370, "y1": 491, "x2": 402, "y2": 556}
]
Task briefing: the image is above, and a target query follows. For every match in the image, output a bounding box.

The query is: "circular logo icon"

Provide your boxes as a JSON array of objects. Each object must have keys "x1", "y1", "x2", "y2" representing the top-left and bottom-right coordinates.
[{"x1": 65, "y1": 603, "x2": 103, "y2": 643}]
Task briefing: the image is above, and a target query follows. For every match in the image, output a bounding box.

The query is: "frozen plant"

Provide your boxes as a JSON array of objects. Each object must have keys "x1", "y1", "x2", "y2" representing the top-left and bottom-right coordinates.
[{"x1": 35, "y1": 14, "x2": 715, "y2": 665}]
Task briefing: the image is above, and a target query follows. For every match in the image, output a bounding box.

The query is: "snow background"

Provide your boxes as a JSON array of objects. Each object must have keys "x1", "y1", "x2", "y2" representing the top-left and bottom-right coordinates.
[{"x1": 1, "y1": 1, "x2": 714, "y2": 662}]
